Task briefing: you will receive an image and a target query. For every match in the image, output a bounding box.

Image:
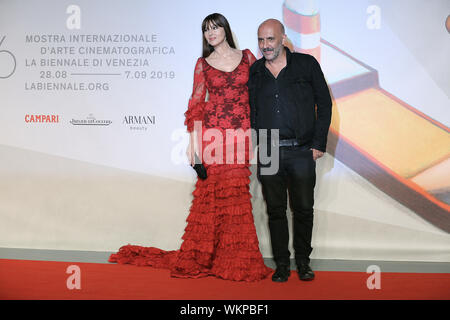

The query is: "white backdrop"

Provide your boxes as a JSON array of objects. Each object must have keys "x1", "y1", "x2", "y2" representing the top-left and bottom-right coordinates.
[{"x1": 0, "y1": 0, "x2": 449, "y2": 262}]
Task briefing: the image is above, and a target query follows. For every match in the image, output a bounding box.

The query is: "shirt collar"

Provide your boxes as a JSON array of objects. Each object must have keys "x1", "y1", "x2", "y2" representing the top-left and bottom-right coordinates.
[{"x1": 284, "y1": 46, "x2": 292, "y2": 65}]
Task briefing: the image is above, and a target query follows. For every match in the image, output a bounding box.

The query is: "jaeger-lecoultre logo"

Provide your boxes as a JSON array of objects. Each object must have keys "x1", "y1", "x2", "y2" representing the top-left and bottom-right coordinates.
[{"x1": 70, "y1": 114, "x2": 112, "y2": 126}]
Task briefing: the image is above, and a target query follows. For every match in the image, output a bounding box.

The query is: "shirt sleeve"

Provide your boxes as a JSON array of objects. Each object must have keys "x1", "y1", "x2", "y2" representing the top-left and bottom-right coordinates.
[
  {"x1": 184, "y1": 58, "x2": 207, "y2": 132},
  {"x1": 310, "y1": 55, "x2": 332, "y2": 152}
]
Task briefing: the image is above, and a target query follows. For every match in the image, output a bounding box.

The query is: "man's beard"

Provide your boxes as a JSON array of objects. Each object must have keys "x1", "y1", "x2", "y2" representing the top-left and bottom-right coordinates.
[{"x1": 263, "y1": 45, "x2": 282, "y2": 61}]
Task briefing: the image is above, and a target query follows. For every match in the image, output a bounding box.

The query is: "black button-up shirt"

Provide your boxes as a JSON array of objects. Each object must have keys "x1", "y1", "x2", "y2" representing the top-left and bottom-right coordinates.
[
  {"x1": 249, "y1": 47, "x2": 332, "y2": 152},
  {"x1": 256, "y1": 60, "x2": 297, "y2": 140}
]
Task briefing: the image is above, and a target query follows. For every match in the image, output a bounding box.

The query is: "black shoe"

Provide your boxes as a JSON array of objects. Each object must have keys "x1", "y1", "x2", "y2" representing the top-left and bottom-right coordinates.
[
  {"x1": 297, "y1": 263, "x2": 315, "y2": 281},
  {"x1": 272, "y1": 265, "x2": 291, "y2": 282}
]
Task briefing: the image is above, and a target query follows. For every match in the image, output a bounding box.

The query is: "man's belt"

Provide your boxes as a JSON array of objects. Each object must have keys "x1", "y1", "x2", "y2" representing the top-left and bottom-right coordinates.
[{"x1": 277, "y1": 138, "x2": 300, "y2": 147}]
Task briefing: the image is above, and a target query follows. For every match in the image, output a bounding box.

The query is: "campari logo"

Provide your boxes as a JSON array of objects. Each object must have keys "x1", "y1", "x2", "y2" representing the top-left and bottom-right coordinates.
[
  {"x1": 25, "y1": 114, "x2": 60, "y2": 123},
  {"x1": 70, "y1": 113, "x2": 112, "y2": 126},
  {"x1": 123, "y1": 115, "x2": 155, "y2": 131}
]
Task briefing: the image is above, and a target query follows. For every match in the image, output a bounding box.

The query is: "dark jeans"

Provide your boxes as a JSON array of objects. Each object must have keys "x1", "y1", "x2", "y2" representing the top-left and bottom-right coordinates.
[{"x1": 257, "y1": 145, "x2": 316, "y2": 267}]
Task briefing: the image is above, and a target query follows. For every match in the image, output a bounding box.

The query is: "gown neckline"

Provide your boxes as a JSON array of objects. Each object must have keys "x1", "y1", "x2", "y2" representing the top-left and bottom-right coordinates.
[{"x1": 203, "y1": 50, "x2": 244, "y2": 73}]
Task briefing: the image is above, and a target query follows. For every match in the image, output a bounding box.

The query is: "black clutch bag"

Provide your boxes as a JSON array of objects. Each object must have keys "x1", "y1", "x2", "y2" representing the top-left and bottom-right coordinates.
[{"x1": 192, "y1": 153, "x2": 207, "y2": 180}]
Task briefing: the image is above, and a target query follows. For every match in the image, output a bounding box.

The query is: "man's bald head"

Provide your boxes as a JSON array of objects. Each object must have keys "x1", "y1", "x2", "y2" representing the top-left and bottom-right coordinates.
[{"x1": 258, "y1": 19, "x2": 285, "y2": 36}]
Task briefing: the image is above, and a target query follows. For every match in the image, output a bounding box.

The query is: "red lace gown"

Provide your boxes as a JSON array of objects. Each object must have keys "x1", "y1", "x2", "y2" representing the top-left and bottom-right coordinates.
[{"x1": 109, "y1": 49, "x2": 272, "y2": 281}]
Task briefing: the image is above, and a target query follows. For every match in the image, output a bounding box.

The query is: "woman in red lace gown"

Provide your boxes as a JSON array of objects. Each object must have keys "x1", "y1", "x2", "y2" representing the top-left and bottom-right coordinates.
[{"x1": 109, "y1": 13, "x2": 272, "y2": 281}]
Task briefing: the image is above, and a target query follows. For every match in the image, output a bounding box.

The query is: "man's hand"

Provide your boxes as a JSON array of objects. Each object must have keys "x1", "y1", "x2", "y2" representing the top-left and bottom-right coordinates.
[{"x1": 311, "y1": 148, "x2": 324, "y2": 161}]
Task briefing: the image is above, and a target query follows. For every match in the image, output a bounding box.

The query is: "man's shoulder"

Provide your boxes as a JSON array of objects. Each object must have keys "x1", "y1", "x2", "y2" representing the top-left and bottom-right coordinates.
[{"x1": 289, "y1": 51, "x2": 317, "y2": 66}]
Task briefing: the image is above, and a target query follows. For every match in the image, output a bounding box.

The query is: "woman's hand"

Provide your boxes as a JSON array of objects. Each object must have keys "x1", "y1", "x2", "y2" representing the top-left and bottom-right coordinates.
[
  {"x1": 186, "y1": 141, "x2": 195, "y2": 166},
  {"x1": 186, "y1": 132, "x2": 197, "y2": 166}
]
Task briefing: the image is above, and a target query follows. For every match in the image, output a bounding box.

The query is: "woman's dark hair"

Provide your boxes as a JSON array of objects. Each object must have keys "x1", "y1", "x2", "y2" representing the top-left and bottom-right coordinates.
[{"x1": 201, "y1": 13, "x2": 236, "y2": 58}]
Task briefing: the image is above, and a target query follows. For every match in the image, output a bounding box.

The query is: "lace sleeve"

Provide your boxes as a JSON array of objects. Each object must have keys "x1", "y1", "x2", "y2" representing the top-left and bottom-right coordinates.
[
  {"x1": 184, "y1": 58, "x2": 207, "y2": 132},
  {"x1": 245, "y1": 49, "x2": 257, "y2": 66}
]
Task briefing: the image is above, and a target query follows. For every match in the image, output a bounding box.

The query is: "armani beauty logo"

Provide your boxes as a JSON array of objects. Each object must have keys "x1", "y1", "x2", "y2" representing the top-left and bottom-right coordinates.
[{"x1": 123, "y1": 115, "x2": 155, "y2": 131}]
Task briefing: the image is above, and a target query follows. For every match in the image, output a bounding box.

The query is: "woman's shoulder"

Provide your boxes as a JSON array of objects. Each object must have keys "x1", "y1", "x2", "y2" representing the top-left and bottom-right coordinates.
[
  {"x1": 242, "y1": 48, "x2": 257, "y2": 64},
  {"x1": 193, "y1": 56, "x2": 205, "y2": 72},
  {"x1": 195, "y1": 55, "x2": 208, "y2": 65},
  {"x1": 242, "y1": 48, "x2": 256, "y2": 56}
]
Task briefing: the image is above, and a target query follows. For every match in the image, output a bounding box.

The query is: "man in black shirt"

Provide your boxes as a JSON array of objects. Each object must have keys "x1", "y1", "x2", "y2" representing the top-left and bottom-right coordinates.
[{"x1": 248, "y1": 19, "x2": 332, "y2": 282}]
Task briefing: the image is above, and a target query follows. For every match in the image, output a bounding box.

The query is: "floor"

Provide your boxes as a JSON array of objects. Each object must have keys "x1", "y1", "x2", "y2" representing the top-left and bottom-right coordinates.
[{"x1": 1, "y1": 247, "x2": 449, "y2": 273}]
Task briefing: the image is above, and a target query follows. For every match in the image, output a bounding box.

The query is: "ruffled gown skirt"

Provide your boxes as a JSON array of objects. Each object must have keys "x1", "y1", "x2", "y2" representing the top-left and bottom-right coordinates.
[{"x1": 109, "y1": 163, "x2": 272, "y2": 282}]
